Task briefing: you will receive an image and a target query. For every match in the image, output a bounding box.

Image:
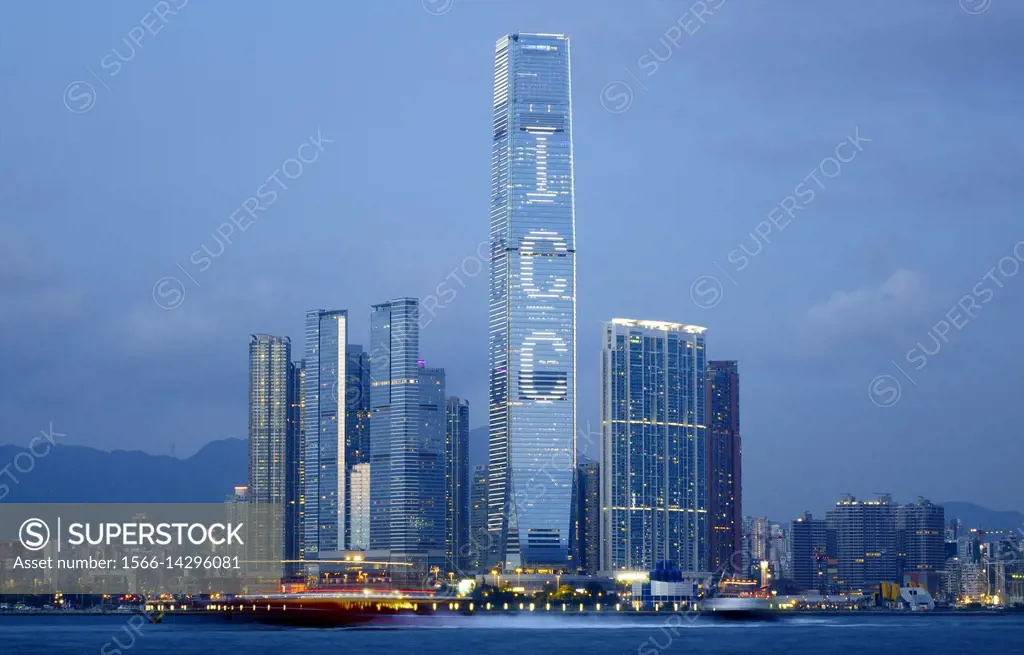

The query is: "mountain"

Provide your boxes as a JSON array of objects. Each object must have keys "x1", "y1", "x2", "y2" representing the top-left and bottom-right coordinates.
[
  {"x1": 940, "y1": 501, "x2": 1024, "y2": 531},
  {"x1": 0, "y1": 439, "x2": 248, "y2": 503}
]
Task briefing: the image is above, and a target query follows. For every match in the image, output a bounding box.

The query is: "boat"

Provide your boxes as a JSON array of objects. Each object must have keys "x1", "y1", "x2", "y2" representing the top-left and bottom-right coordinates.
[
  {"x1": 701, "y1": 595, "x2": 777, "y2": 620},
  {"x1": 700, "y1": 578, "x2": 777, "y2": 620}
]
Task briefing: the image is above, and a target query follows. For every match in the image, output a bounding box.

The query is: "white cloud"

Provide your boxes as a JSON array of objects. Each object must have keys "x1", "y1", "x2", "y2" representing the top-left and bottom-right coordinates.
[{"x1": 803, "y1": 269, "x2": 933, "y2": 343}]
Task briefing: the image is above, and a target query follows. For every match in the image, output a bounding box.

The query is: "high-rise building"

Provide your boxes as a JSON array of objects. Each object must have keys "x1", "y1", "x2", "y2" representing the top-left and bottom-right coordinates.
[
  {"x1": 487, "y1": 32, "x2": 577, "y2": 570},
  {"x1": 749, "y1": 516, "x2": 770, "y2": 564},
  {"x1": 346, "y1": 345, "x2": 372, "y2": 466},
  {"x1": 249, "y1": 334, "x2": 291, "y2": 507},
  {"x1": 790, "y1": 512, "x2": 832, "y2": 593},
  {"x1": 827, "y1": 495, "x2": 898, "y2": 594},
  {"x1": 469, "y1": 466, "x2": 489, "y2": 570},
  {"x1": 303, "y1": 309, "x2": 348, "y2": 557},
  {"x1": 248, "y1": 334, "x2": 292, "y2": 567},
  {"x1": 577, "y1": 461, "x2": 600, "y2": 574},
  {"x1": 287, "y1": 359, "x2": 304, "y2": 565},
  {"x1": 349, "y1": 463, "x2": 371, "y2": 551},
  {"x1": 445, "y1": 397, "x2": 470, "y2": 572},
  {"x1": 707, "y1": 360, "x2": 741, "y2": 574},
  {"x1": 600, "y1": 318, "x2": 708, "y2": 572},
  {"x1": 897, "y1": 497, "x2": 945, "y2": 593},
  {"x1": 369, "y1": 299, "x2": 444, "y2": 560}
]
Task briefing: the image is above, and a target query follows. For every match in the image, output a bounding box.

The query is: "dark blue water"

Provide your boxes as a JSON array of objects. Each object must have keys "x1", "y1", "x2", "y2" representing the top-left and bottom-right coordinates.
[{"x1": 2, "y1": 614, "x2": 1023, "y2": 654}]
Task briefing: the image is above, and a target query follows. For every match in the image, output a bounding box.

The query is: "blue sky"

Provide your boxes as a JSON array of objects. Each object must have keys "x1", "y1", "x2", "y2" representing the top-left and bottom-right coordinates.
[{"x1": 1, "y1": 0, "x2": 1022, "y2": 519}]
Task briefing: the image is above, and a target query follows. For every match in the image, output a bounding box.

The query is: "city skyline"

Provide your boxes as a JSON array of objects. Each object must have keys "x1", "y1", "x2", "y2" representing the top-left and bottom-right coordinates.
[{"x1": 3, "y1": 3, "x2": 1024, "y2": 523}]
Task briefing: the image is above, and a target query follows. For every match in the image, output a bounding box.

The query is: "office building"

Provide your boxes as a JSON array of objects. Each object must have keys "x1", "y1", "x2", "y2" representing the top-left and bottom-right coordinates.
[
  {"x1": 346, "y1": 345, "x2": 372, "y2": 466},
  {"x1": 488, "y1": 32, "x2": 577, "y2": 570},
  {"x1": 827, "y1": 495, "x2": 898, "y2": 594},
  {"x1": 577, "y1": 461, "x2": 600, "y2": 574},
  {"x1": 287, "y1": 359, "x2": 304, "y2": 564},
  {"x1": 370, "y1": 299, "x2": 444, "y2": 560},
  {"x1": 897, "y1": 497, "x2": 945, "y2": 593},
  {"x1": 707, "y1": 360, "x2": 741, "y2": 574},
  {"x1": 303, "y1": 309, "x2": 348, "y2": 557},
  {"x1": 600, "y1": 318, "x2": 708, "y2": 572},
  {"x1": 349, "y1": 463, "x2": 370, "y2": 551},
  {"x1": 445, "y1": 397, "x2": 470, "y2": 571}
]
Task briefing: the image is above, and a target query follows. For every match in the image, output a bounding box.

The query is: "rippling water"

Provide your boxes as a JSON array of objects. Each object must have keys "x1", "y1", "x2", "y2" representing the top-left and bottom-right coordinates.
[{"x1": 2, "y1": 613, "x2": 1023, "y2": 654}]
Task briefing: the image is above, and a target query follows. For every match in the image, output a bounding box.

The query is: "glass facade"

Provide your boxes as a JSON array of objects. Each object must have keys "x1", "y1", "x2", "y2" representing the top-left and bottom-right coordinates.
[
  {"x1": 707, "y1": 360, "x2": 741, "y2": 573},
  {"x1": 302, "y1": 309, "x2": 348, "y2": 556},
  {"x1": 287, "y1": 359, "x2": 304, "y2": 564},
  {"x1": 600, "y1": 319, "x2": 708, "y2": 572},
  {"x1": 445, "y1": 396, "x2": 470, "y2": 570},
  {"x1": 370, "y1": 299, "x2": 445, "y2": 557},
  {"x1": 248, "y1": 334, "x2": 291, "y2": 505},
  {"x1": 488, "y1": 32, "x2": 577, "y2": 569},
  {"x1": 248, "y1": 334, "x2": 292, "y2": 566}
]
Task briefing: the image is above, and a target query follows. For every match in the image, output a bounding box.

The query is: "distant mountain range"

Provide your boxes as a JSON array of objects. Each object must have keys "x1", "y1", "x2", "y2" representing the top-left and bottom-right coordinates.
[
  {"x1": 0, "y1": 439, "x2": 248, "y2": 503},
  {"x1": 2, "y1": 439, "x2": 1021, "y2": 533},
  {"x1": 940, "y1": 502, "x2": 1024, "y2": 531}
]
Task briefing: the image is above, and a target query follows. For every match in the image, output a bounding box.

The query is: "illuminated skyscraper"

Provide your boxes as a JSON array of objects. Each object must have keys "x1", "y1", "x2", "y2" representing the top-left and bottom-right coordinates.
[
  {"x1": 248, "y1": 334, "x2": 292, "y2": 566},
  {"x1": 600, "y1": 319, "x2": 708, "y2": 572},
  {"x1": 488, "y1": 32, "x2": 577, "y2": 570},
  {"x1": 369, "y1": 299, "x2": 444, "y2": 559},
  {"x1": 303, "y1": 309, "x2": 348, "y2": 557},
  {"x1": 707, "y1": 360, "x2": 741, "y2": 573},
  {"x1": 287, "y1": 359, "x2": 304, "y2": 564},
  {"x1": 445, "y1": 397, "x2": 470, "y2": 571},
  {"x1": 249, "y1": 334, "x2": 291, "y2": 507}
]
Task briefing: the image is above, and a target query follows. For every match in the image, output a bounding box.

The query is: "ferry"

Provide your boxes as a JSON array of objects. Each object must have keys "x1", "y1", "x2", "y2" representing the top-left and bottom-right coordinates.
[{"x1": 700, "y1": 578, "x2": 777, "y2": 620}]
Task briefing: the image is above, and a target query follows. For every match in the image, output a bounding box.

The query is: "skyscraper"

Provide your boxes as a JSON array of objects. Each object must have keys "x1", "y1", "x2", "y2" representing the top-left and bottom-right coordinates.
[
  {"x1": 827, "y1": 495, "x2": 898, "y2": 593},
  {"x1": 600, "y1": 319, "x2": 708, "y2": 572},
  {"x1": 897, "y1": 497, "x2": 945, "y2": 593},
  {"x1": 369, "y1": 299, "x2": 444, "y2": 560},
  {"x1": 445, "y1": 397, "x2": 470, "y2": 571},
  {"x1": 287, "y1": 359, "x2": 304, "y2": 565},
  {"x1": 248, "y1": 334, "x2": 291, "y2": 566},
  {"x1": 249, "y1": 334, "x2": 291, "y2": 507},
  {"x1": 303, "y1": 309, "x2": 348, "y2": 557},
  {"x1": 488, "y1": 32, "x2": 577, "y2": 570},
  {"x1": 577, "y1": 461, "x2": 600, "y2": 574},
  {"x1": 346, "y1": 345, "x2": 371, "y2": 466},
  {"x1": 790, "y1": 512, "x2": 832, "y2": 593},
  {"x1": 707, "y1": 360, "x2": 741, "y2": 574}
]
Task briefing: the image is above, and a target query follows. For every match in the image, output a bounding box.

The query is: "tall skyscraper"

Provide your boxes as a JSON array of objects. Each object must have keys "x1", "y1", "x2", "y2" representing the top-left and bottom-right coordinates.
[
  {"x1": 369, "y1": 299, "x2": 444, "y2": 560},
  {"x1": 577, "y1": 460, "x2": 600, "y2": 574},
  {"x1": 445, "y1": 397, "x2": 470, "y2": 571},
  {"x1": 469, "y1": 466, "x2": 489, "y2": 570},
  {"x1": 346, "y1": 345, "x2": 371, "y2": 466},
  {"x1": 600, "y1": 319, "x2": 708, "y2": 572},
  {"x1": 707, "y1": 360, "x2": 741, "y2": 574},
  {"x1": 897, "y1": 497, "x2": 945, "y2": 593},
  {"x1": 287, "y1": 359, "x2": 304, "y2": 565},
  {"x1": 303, "y1": 309, "x2": 348, "y2": 557},
  {"x1": 488, "y1": 32, "x2": 577, "y2": 570},
  {"x1": 827, "y1": 495, "x2": 898, "y2": 593},
  {"x1": 248, "y1": 334, "x2": 291, "y2": 565},
  {"x1": 249, "y1": 334, "x2": 291, "y2": 505}
]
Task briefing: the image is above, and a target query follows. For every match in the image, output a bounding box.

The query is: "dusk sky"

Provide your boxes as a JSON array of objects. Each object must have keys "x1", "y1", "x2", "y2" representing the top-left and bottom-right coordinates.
[{"x1": 1, "y1": 0, "x2": 1022, "y2": 520}]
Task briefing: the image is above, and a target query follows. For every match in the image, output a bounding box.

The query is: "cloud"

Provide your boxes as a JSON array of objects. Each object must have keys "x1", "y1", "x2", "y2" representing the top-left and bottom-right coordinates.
[{"x1": 802, "y1": 269, "x2": 934, "y2": 344}]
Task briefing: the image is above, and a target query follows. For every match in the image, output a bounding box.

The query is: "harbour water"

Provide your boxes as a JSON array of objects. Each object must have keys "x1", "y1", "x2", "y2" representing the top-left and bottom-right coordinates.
[{"x1": 1, "y1": 613, "x2": 1023, "y2": 654}]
